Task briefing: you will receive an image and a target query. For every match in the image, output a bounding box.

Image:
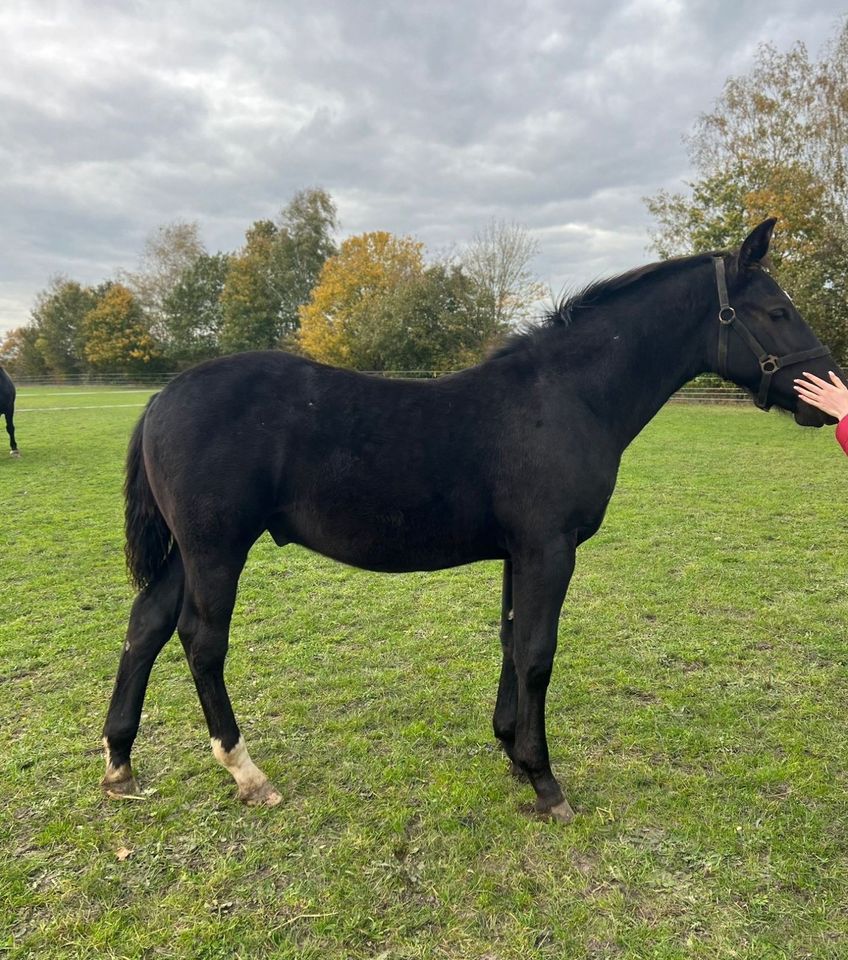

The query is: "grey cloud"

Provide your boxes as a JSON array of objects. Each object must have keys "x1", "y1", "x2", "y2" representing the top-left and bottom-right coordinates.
[{"x1": 0, "y1": 0, "x2": 845, "y2": 333}]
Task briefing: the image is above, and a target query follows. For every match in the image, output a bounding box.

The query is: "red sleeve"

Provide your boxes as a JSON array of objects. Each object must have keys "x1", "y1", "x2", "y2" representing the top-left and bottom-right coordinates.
[{"x1": 836, "y1": 416, "x2": 848, "y2": 455}]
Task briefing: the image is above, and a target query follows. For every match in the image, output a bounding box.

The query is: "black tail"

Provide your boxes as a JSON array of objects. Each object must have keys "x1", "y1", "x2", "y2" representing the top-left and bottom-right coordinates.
[{"x1": 124, "y1": 397, "x2": 172, "y2": 590}]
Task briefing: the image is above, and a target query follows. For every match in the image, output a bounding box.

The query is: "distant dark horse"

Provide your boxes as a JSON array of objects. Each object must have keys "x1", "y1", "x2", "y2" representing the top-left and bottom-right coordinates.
[
  {"x1": 102, "y1": 220, "x2": 840, "y2": 821},
  {"x1": 0, "y1": 366, "x2": 19, "y2": 457}
]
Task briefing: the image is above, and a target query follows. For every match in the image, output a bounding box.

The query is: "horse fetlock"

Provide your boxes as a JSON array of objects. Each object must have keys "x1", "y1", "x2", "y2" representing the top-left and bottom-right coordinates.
[
  {"x1": 101, "y1": 738, "x2": 141, "y2": 797},
  {"x1": 212, "y1": 735, "x2": 280, "y2": 807},
  {"x1": 536, "y1": 797, "x2": 576, "y2": 824},
  {"x1": 522, "y1": 764, "x2": 570, "y2": 816}
]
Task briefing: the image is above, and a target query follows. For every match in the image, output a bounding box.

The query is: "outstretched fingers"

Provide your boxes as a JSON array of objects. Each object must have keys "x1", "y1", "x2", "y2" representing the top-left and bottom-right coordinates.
[
  {"x1": 793, "y1": 370, "x2": 848, "y2": 420},
  {"x1": 794, "y1": 380, "x2": 823, "y2": 403}
]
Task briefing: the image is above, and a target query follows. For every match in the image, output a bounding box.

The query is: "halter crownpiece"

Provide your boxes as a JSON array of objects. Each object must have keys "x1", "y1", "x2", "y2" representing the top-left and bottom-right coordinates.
[{"x1": 713, "y1": 257, "x2": 829, "y2": 410}]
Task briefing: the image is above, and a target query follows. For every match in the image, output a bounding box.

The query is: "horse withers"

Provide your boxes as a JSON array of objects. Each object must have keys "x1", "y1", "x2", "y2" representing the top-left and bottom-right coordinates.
[
  {"x1": 102, "y1": 219, "x2": 841, "y2": 821},
  {"x1": 0, "y1": 366, "x2": 19, "y2": 457}
]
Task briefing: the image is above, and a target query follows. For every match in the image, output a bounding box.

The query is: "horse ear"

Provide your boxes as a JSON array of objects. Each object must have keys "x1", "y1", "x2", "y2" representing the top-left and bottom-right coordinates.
[{"x1": 739, "y1": 218, "x2": 777, "y2": 269}]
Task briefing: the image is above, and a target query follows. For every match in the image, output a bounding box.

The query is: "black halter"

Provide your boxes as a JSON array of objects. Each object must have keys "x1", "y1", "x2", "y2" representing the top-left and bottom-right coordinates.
[{"x1": 713, "y1": 257, "x2": 829, "y2": 410}]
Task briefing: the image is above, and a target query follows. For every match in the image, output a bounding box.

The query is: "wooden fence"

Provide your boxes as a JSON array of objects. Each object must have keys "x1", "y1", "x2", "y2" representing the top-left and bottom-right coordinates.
[{"x1": 14, "y1": 371, "x2": 749, "y2": 403}]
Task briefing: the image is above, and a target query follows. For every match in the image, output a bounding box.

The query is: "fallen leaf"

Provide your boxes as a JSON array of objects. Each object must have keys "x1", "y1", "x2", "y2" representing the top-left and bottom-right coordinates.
[{"x1": 115, "y1": 846, "x2": 133, "y2": 861}]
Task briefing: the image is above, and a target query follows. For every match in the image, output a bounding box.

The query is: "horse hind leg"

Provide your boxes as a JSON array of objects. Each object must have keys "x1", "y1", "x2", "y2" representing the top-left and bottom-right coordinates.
[
  {"x1": 102, "y1": 549, "x2": 184, "y2": 798},
  {"x1": 178, "y1": 550, "x2": 281, "y2": 806}
]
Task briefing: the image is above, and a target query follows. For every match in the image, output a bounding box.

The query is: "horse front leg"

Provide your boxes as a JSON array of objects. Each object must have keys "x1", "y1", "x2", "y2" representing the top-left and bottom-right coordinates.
[
  {"x1": 5, "y1": 410, "x2": 18, "y2": 457},
  {"x1": 511, "y1": 535, "x2": 577, "y2": 823}
]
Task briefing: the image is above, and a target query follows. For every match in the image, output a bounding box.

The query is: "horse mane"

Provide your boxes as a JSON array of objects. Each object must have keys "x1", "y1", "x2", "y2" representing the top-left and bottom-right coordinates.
[{"x1": 490, "y1": 250, "x2": 726, "y2": 361}]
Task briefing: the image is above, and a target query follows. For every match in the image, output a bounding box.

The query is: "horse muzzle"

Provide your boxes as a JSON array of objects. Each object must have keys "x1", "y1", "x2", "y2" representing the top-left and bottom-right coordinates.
[{"x1": 794, "y1": 401, "x2": 836, "y2": 427}]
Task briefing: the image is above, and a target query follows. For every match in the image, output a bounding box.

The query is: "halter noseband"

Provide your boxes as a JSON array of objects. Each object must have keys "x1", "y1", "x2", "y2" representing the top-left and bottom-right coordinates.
[{"x1": 713, "y1": 257, "x2": 829, "y2": 410}]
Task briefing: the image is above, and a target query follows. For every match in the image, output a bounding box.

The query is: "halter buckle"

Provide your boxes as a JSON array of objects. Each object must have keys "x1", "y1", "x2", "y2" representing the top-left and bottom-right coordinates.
[
  {"x1": 718, "y1": 306, "x2": 736, "y2": 324},
  {"x1": 760, "y1": 355, "x2": 780, "y2": 374}
]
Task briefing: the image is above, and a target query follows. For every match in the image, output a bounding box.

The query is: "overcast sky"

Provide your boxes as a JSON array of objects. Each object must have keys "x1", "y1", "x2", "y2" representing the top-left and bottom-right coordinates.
[{"x1": 1, "y1": 0, "x2": 845, "y2": 335}]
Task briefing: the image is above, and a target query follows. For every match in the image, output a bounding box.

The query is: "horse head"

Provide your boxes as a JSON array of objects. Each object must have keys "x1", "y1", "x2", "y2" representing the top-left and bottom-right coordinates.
[{"x1": 714, "y1": 218, "x2": 842, "y2": 426}]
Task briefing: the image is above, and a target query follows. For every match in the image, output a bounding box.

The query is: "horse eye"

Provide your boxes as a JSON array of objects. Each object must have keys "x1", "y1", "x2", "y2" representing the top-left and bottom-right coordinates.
[{"x1": 769, "y1": 308, "x2": 789, "y2": 321}]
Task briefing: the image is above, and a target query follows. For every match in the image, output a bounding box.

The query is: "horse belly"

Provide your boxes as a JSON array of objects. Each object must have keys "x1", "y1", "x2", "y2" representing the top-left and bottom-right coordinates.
[{"x1": 281, "y1": 495, "x2": 502, "y2": 573}]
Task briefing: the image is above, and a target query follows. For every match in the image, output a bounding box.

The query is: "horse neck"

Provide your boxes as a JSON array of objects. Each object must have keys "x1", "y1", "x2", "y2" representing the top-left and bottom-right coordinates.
[{"x1": 550, "y1": 268, "x2": 713, "y2": 450}]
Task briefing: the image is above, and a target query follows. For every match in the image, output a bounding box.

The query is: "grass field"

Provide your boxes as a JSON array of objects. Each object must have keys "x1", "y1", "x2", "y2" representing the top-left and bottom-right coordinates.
[{"x1": 1, "y1": 387, "x2": 846, "y2": 959}]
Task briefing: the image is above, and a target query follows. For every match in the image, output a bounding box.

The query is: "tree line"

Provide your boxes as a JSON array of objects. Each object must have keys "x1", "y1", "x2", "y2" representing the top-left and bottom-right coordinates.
[{"x1": 0, "y1": 189, "x2": 543, "y2": 378}]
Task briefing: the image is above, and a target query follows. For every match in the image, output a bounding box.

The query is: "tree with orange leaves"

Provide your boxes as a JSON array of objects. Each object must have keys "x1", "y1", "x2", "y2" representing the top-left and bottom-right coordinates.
[
  {"x1": 83, "y1": 284, "x2": 160, "y2": 373},
  {"x1": 298, "y1": 232, "x2": 425, "y2": 368}
]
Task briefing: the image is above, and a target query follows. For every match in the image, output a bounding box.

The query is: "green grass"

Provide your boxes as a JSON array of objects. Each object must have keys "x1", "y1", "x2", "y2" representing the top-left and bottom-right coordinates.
[{"x1": 1, "y1": 388, "x2": 846, "y2": 959}]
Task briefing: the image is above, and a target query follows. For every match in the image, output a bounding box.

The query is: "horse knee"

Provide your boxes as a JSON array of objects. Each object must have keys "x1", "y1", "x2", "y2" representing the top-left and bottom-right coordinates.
[
  {"x1": 516, "y1": 646, "x2": 555, "y2": 690},
  {"x1": 525, "y1": 662, "x2": 553, "y2": 690},
  {"x1": 493, "y1": 714, "x2": 515, "y2": 743}
]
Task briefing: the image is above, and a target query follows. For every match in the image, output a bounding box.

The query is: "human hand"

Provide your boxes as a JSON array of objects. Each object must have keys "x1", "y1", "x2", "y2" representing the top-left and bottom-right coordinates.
[{"x1": 793, "y1": 371, "x2": 848, "y2": 421}]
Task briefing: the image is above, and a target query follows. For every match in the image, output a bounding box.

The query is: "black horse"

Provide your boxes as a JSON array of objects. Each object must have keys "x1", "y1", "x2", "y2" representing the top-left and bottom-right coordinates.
[
  {"x1": 0, "y1": 365, "x2": 19, "y2": 457},
  {"x1": 102, "y1": 220, "x2": 840, "y2": 821}
]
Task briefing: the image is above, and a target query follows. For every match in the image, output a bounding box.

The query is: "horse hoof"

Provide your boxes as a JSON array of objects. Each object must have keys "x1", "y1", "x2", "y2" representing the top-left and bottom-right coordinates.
[
  {"x1": 241, "y1": 780, "x2": 282, "y2": 807},
  {"x1": 537, "y1": 798, "x2": 576, "y2": 824},
  {"x1": 9, "y1": 450, "x2": 20, "y2": 458},
  {"x1": 103, "y1": 775, "x2": 145, "y2": 800}
]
